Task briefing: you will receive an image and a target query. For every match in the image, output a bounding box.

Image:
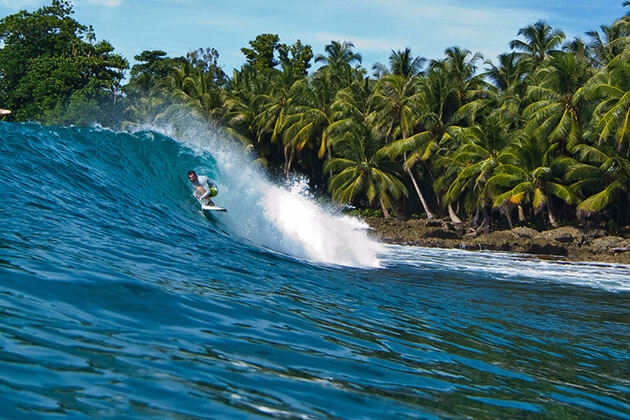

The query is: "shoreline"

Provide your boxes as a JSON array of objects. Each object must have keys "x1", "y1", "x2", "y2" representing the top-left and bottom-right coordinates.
[{"x1": 363, "y1": 217, "x2": 630, "y2": 266}]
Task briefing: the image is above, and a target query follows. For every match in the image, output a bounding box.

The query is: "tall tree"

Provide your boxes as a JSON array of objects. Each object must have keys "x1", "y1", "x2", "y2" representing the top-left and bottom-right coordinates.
[
  {"x1": 509, "y1": 21, "x2": 565, "y2": 66},
  {"x1": 325, "y1": 119, "x2": 407, "y2": 217},
  {"x1": 373, "y1": 48, "x2": 425, "y2": 78},
  {"x1": 563, "y1": 144, "x2": 630, "y2": 224},
  {"x1": 485, "y1": 135, "x2": 573, "y2": 227},
  {"x1": 315, "y1": 41, "x2": 363, "y2": 90},
  {"x1": 523, "y1": 53, "x2": 591, "y2": 152},
  {"x1": 0, "y1": 0, "x2": 128, "y2": 123},
  {"x1": 586, "y1": 62, "x2": 630, "y2": 155},
  {"x1": 240, "y1": 33, "x2": 281, "y2": 73}
]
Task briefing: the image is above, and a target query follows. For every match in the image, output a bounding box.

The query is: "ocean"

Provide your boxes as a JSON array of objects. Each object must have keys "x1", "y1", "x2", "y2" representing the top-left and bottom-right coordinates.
[{"x1": 0, "y1": 121, "x2": 628, "y2": 419}]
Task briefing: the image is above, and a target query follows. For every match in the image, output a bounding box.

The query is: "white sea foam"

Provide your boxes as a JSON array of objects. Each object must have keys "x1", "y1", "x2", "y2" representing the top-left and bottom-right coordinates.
[
  {"x1": 382, "y1": 244, "x2": 630, "y2": 292},
  {"x1": 142, "y1": 119, "x2": 384, "y2": 268}
]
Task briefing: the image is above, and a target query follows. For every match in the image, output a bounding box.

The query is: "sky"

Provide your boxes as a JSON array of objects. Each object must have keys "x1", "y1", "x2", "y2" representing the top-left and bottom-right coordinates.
[{"x1": 0, "y1": 0, "x2": 627, "y2": 76}]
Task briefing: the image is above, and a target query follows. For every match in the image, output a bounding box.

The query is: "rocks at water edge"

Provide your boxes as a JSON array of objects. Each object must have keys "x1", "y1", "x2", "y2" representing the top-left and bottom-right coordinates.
[{"x1": 363, "y1": 217, "x2": 630, "y2": 265}]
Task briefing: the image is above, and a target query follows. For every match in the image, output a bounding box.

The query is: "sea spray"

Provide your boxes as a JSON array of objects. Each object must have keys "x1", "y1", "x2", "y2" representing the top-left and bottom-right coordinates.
[{"x1": 135, "y1": 118, "x2": 385, "y2": 268}]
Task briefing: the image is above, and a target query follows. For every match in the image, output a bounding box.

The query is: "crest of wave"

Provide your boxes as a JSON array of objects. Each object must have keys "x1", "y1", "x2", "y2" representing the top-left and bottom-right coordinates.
[{"x1": 132, "y1": 115, "x2": 384, "y2": 268}]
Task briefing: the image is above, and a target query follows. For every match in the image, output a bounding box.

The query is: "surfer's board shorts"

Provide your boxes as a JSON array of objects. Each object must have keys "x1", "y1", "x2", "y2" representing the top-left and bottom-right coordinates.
[{"x1": 209, "y1": 187, "x2": 217, "y2": 197}]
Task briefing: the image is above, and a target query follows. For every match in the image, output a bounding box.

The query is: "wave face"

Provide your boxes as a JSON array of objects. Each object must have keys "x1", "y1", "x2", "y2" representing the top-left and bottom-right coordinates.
[{"x1": 0, "y1": 122, "x2": 628, "y2": 419}]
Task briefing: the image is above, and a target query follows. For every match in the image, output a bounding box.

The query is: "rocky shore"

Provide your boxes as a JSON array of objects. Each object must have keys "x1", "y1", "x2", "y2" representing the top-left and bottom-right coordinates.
[{"x1": 364, "y1": 217, "x2": 630, "y2": 265}]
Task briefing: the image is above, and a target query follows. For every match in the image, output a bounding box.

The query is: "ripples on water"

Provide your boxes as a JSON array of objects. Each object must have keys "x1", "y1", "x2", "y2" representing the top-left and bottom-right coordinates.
[{"x1": 0, "y1": 122, "x2": 628, "y2": 419}]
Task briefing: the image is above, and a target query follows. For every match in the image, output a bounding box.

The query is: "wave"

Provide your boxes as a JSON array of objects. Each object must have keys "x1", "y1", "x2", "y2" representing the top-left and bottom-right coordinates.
[{"x1": 0, "y1": 121, "x2": 384, "y2": 269}]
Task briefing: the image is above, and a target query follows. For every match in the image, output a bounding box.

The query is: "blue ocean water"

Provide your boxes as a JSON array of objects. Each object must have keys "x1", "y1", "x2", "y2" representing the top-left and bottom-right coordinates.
[{"x1": 0, "y1": 121, "x2": 628, "y2": 419}]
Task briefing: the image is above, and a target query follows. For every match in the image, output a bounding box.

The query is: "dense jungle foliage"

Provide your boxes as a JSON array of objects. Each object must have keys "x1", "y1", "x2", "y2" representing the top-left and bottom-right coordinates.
[{"x1": 2, "y1": 0, "x2": 630, "y2": 230}]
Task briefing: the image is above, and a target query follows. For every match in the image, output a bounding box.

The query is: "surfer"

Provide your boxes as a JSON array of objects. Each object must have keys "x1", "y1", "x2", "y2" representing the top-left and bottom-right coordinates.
[{"x1": 188, "y1": 170, "x2": 217, "y2": 206}]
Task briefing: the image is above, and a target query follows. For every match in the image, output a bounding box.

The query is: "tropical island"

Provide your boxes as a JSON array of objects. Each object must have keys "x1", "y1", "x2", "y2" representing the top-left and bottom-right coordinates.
[{"x1": 1, "y1": 0, "x2": 629, "y2": 263}]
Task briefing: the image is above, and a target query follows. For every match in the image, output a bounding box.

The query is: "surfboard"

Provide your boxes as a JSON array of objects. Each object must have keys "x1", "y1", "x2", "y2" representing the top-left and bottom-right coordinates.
[{"x1": 201, "y1": 204, "x2": 227, "y2": 212}]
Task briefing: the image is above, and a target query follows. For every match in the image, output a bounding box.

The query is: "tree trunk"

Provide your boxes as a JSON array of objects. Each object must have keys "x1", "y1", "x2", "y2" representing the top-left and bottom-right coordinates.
[
  {"x1": 448, "y1": 203, "x2": 463, "y2": 224},
  {"x1": 517, "y1": 205, "x2": 526, "y2": 223},
  {"x1": 283, "y1": 146, "x2": 294, "y2": 181},
  {"x1": 379, "y1": 198, "x2": 391, "y2": 218},
  {"x1": 547, "y1": 202, "x2": 558, "y2": 228},
  {"x1": 482, "y1": 206, "x2": 490, "y2": 229},
  {"x1": 403, "y1": 152, "x2": 434, "y2": 218},
  {"x1": 472, "y1": 208, "x2": 481, "y2": 226},
  {"x1": 405, "y1": 166, "x2": 434, "y2": 219},
  {"x1": 505, "y1": 208, "x2": 513, "y2": 229}
]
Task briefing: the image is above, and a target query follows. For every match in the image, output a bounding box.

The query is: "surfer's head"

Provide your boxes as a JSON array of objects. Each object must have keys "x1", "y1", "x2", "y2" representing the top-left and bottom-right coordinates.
[{"x1": 187, "y1": 170, "x2": 198, "y2": 183}]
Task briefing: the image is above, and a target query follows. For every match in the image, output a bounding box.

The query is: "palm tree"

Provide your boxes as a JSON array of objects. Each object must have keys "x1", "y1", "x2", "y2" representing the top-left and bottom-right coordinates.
[
  {"x1": 155, "y1": 62, "x2": 226, "y2": 127},
  {"x1": 370, "y1": 73, "x2": 440, "y2": 217},
  {"x1": 509, "y1": 21, "x2": 565, "y2": 66},
  {"x1": 315, "y1": 40, "x2": 362, "y2": 69},
  {"x1": 223, "y1": 66, "x2": 268, "y2": 151},
  {"x1": 440, "y1": 114, "x2": 512, "y2": 224},
  {"x1": 522, "y1": 52, "x2": 591, "y2": 152},
  {"x1": 324, "y1": 120, "x2": 407, "y2": 217},
  {"x1": 373, "y1": 48, "x2": 425, "y2": 78},
  {"x1": 563, "y1": 37, "x2": 594, "y2": 68},
  {"x1": 484, "y1": 52, "x2": 526, "y2": 93},
  {"x1": 281, "y1": 70, "x2": 337, "y2": 184},
  {"x1": 485, "y1": 135, "x2": 573, "y2": 227},
  {"x1": 315, "y1": 41, "x2": 363, "y2": 90},
  {"x1": 177, "y1": 66, "x2": 226, "y2": 126},
  {"x1": 430, "y1": 47, "x2": 485, "y2": 104},
  {"x1": 562, "y1": 144, "x2": 630, "y2": 224},
  {"x1": 587, "y1": 23, "x2": 628, "y2": 67},
  {"x1": 370, "y1": 74, "x2": 421, "y2": 141},
  {"x1": 469, "y1": 52, "x2": 527, "y2": 129},
  {"x1": 253, "y1": 65, "x2": 308, "y2": 177},
  {"x1": 377, "y1": 68, "x2": 466, "y2": 219},
  {"x1": 586, "y1": 62, "x2": 630, "y2": 155}
]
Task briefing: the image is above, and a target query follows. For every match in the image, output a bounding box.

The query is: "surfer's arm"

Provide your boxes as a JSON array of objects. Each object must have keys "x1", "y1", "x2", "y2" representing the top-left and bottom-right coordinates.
[{"x1": 198, "y1": 180, "x2": 216, "y2": 199}]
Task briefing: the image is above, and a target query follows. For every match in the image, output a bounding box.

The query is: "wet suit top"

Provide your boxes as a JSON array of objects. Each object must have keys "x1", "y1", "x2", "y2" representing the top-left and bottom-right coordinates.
[{"x1": 193, "y1": 175, "x2": 217, "y2": 200}]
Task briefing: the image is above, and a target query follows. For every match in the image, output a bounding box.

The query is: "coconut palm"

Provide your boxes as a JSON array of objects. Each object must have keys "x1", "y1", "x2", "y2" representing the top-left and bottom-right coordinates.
[
  {"x1": 440, "y1": 114, "x2": 512, "y2": 223},
  {"x1": 324, "y1": 120, "x2": 407, "y2": 217},
  {"x1": 509, "y1": 21, "x2": 566, "y2": 65},
  {"x1": 315, "y1": 41, "x2": 363, "y2": 90},
  {"x1": 522, "y1": 52, "x2": 591, "y2": 152},
  {"x1": 223, "y1": 66, "x2": 269, "y2": 151},
  {"x1": 372, "y1": 48, "x2": 425, "y2": 78},
  {"x1": 562, "y1": 144, "x2": 630, "y2": 224},
  {"x1": 430, "y1": 47, "x2": 485, "y2": 104},
  {"x1": 586, "y1": 62, "x2": 630, "y2": 155},
  {"x1": 315, "y1": 40, "x2": 362, "y2": 69},
  {"x1": 485, "y1": 135, "x2": 573, "y2": 227},
  {"x1": 376, "y1": 72, "x2": 459, "y2": 218},
  {"x1": 253, "y1": 65, "x2": 309, "y2": 177},
  {"x1": 587, "y1": 23, "x2": 628, "y2": 67},
  {"x1": 484, "y1": 52, "x2": 526, "y2": 93},
  {"x1": 464, "y1": 52, "x2": 527, "y2": 129},
  {"x1": 281, "y1": 71, "x2": 338, "y2": 183},
  {"x1": 155, "y1": 62, "x2": 226, "y2": 127}
]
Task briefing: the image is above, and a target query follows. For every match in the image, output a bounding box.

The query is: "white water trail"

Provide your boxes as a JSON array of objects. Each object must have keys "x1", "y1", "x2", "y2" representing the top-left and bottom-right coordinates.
[
  {"x1": 383, "y1": 244, "x2": 630, "y2": 292},
  {"x1": 140, "y1": 119, "x2": 384, "y2": 268}
]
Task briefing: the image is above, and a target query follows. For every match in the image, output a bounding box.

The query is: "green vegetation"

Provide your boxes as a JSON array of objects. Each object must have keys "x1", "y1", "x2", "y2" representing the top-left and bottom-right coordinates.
[
  {"x1": 0, "y1": 0, "x2": 127, "y2": 125},
  {"x1": 1, "y1": 1, "x2": 629, "y2": 230}
]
